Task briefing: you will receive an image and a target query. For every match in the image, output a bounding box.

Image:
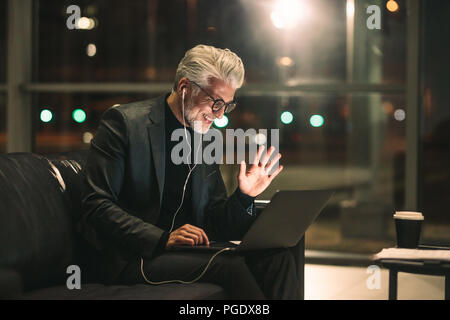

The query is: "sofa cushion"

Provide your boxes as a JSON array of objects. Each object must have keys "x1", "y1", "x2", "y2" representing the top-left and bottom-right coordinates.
[
  {"x1": 0, "y1": 153, "x2": 75, "y2": 290},
  {"x1": 22, "y1": 282, "x2": 227, "y2": 300},
  {"x1": 0, "y1": 268, "x2": 23, "y2": 299}
]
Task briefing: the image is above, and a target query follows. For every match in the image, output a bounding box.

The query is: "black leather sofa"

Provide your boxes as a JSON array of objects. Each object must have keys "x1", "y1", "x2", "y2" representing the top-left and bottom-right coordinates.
[{"x1": 0, "y1": 151, "x2": 304, "y2": 300}]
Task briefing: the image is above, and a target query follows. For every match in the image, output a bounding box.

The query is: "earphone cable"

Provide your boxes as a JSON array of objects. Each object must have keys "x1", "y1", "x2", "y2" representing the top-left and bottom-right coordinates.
[
  {"x1": 140, "y1": 247, "x2": 231, "y2": 285},
  {"x1": 140, "y1": 88, "x2": 217, "y2": 285}
]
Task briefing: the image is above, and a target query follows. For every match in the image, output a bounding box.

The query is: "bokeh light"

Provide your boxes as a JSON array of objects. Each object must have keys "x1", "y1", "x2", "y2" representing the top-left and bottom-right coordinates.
[
  {"x1": 214, "y1": 115, "x2": 229, "y2": 128},
  {"x1": 271, "y1": 0, "x2": 305, "y2": 29},
  {"x1": 76, "y1": 17, "x2": 96, "y2": 30},
  {"x1": 86, "y1": 43, "x2": 97, "y2": 57},
  {"x1": 83, "y1": 132, "x2": 94, "y2": 144},
  {"x1": 72, "y1": 108, "x2": 87, "y2": 123},
  {"x1": 280, "y1": 111, "x2": 294, "y2": 124},
  {"x1": 386, "y1": 0, "x2": 399, "y2": 12},
  {"x1": 40, "y1": 109, "x2": 53, "y2": 123},
  {"x1": 394, "y1": 109, "x2": 406, "y2": 121},
  {"x1": 278, "y1": 56, "x2": 294, "y2": 67},
  {"x1": 309, "y1": 114, "x2": 324, "y2": 127},
  {"x1": 253, "y1": 133, "x2": 267, "y2": 145}
]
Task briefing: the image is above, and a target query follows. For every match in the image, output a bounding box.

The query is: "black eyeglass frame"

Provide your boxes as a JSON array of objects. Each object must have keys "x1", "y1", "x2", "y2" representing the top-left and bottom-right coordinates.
[{"x1": 189, "y1": 80, "x2": 237, "y2": 114}]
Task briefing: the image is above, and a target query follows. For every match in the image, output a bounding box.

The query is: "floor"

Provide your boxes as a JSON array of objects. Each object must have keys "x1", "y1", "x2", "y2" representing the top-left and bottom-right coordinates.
[{"x1": 305, "y1": 264, "x2": 446, "y2": 300}]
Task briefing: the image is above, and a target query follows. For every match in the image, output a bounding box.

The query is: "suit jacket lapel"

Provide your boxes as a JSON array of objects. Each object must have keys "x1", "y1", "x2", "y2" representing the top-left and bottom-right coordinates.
[
  {"x1": 147, "y1": 95, "x2": 167, "y2": 205},
  {"x1": 146, "y1": 94, "x2": 210, "y2": 225},
  {"x1": 191, "y1": 161, "x2": 206, "y2": 226},
  {"x1": 191, "y1": 132, "x2": 210, "y2": 226}
]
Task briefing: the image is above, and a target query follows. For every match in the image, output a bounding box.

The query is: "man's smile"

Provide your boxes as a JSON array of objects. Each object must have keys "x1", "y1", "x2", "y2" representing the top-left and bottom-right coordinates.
[{"x1": 202, "y1": 113, "x2": 214, "y2": 124}]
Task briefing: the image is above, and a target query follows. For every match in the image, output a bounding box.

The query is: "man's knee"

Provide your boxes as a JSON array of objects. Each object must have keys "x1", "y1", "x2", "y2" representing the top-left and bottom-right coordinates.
[
  {"x1": 246, "y1": 248, "x2": 294, "y2": 264},
  {"x1": 213, "y1": 254, "x2": 250, "y2": 276},
  {"x1": 272, "y1": 248, "x2": 296, "y2": 264}
]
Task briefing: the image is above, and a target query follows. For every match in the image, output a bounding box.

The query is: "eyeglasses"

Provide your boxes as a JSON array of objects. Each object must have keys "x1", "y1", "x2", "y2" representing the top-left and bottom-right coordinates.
[{"x1": 189, "y1": 80, "x2": 237, "y2": 114}]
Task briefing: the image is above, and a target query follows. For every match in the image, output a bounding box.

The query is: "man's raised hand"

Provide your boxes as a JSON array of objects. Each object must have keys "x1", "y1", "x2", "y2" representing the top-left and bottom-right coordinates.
[{"x1": 238, "y1": 145, "x2": 283, "y2": 198}]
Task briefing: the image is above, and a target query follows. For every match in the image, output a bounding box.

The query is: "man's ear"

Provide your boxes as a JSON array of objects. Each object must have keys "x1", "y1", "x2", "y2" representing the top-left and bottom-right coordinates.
[{"x1": 177, "y1": 78, "x2": 189, "y2": 97}]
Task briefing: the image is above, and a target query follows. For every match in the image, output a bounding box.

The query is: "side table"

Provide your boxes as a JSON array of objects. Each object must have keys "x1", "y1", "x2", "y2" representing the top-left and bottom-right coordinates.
[{"x1": 376, "y1": 245, "x2": 450, "y2": 300}]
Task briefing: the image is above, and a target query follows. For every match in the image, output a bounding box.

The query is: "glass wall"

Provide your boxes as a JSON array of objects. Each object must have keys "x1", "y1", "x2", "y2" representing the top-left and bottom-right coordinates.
[
  {"x1": 34, "y1": 92, "x2": 154, "y2": 154},
  {"x1": 421, "y1": 0, "x2": 450, "y2": 245},
  {"x1": 0, "y1": 0, "x2": 6, "y2": 83},
  {"x1": 35, "y1": 0, "x2": 406, "y2": 84},
  {"x1": 0, "y1": 94, "x2": 5, "y2": 153},
  {"x1": 30, "y1": 0, "x2": 415, "y2": 254},
  {"x1": 221, "y1": 93, "x2": 406, "y2": 253},
  {"x1": 0, "y1": 0, "x2": 6, "y2": 153},
  {"x1": 36, "y1": 0, "x2": 350, "y2": 83}
]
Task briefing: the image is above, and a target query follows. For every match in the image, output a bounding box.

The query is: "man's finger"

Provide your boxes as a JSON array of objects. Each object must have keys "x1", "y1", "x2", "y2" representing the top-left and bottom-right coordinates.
[
  {"x1": 174, "y1": 236, "x2": 195, "y2": 246},
  {"x1": 190, "y1": 225, "x2": 210, "y2": 245},
  {"x1": 260, "y1": 146, "x2": 275, "y2": 167},
  {"x1": 265, "y1": 153, "x2": 282, "y2": 174},
  {"x1": 192, "y1": 227, "x2": 209, "y2": 246},
  {"x1": 268, "y1": 165, "x2": 284, "y2": 181},
  {"x1": 251, "y1": 145, "x2": 265, "y2": 167},
  {"x1": 238, "y1": 160, "x2": 246, "y2": 179},
  {"x1": 187, "y1": 227, "x2": 205, "y2": 245},
  {"x1": 183, "y1": 224, "x2": 209, "y2": 245},
  {"x1": 180, "y1": 230, "x2": 200, "y2": 245}
]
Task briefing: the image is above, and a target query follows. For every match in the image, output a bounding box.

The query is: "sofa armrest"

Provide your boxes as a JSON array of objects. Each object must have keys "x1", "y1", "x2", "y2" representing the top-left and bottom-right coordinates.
[
  {"x1": 254, "y1": 200, "x2": 305, "y2": 300},
  {"x1": 0, "y1": 268, "x2": 23, "y2": 299}
]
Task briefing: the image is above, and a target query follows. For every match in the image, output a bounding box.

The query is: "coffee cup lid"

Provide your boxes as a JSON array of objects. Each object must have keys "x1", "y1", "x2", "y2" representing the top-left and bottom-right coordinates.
[{"x1": 393, "y1": 211, "x2": 424, "y2": 220}]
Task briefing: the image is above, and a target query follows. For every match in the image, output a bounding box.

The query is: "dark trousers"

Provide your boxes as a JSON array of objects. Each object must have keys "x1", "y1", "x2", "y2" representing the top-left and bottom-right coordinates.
[{"x1": 116, "y1": 248, "x2": 300, "y2": 300}]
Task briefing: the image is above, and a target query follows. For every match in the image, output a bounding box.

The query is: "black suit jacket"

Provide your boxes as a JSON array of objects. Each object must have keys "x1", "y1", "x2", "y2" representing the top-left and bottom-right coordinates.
[{"x1": 80, "y1": 94, "x2": 257, "y2": 283}]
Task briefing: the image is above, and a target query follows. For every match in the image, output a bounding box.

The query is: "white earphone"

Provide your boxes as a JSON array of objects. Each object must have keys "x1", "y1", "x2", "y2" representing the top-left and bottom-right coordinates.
[
  {"x1": 140, "y1": 85, "x2": 226, "y2": 285},
  {"x1": 169, "y1": 85, "x2": 200, "y2": 231}
]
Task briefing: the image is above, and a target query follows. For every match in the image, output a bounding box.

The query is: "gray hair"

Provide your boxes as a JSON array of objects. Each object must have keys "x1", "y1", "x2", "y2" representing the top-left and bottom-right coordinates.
[{"x1": 173, "y1": 45, "x2": 245, "y2": 94}]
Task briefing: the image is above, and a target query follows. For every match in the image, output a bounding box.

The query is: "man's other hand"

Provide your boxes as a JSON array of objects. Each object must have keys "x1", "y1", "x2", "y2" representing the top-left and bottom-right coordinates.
[
  {"x1": 166, "y1": 224, "x2": 210, "y2": 248},
  {"x1": 238, "y1": 145, "x2": 283, "y2": 198}
]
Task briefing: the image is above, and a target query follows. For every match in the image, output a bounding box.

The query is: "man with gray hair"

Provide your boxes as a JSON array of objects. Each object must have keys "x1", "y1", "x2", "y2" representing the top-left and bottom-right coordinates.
[{"x1": 80, "y1": 45, "x2": 299, "y2": 299}]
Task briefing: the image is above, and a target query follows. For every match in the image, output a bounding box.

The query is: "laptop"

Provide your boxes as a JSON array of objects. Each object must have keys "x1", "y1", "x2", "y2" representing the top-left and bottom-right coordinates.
[{"x1": 169, "y1": 190, "x2": 334, "y2": 253}]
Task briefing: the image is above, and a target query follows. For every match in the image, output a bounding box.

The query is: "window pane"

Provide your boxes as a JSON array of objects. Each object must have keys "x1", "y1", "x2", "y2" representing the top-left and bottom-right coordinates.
[
  {"x1": 0, "y1": 94, "x2": 5, "y2": 152},
  {"x1": 218, "y1": 93, "x2": 406, "y2": 253},
  {"x1": 422, "y1": 0, "x2": 450, "y2": 245},
  {"x1": 35, "y1": 0, "x2": 405, "y2": 84},
  {"x1": 0, "y1": 0, "x2": 5, "y2": 152},
  {"x1": 33, "y1": 93, "x2": 156, "y2": 154},
  {"x1": 0, "y1": 0, "x2": 6, "y2": 83},
  {"x1": 34, "y1": 90, "x2": 407, "y2": 253},
  {"x1": 34, "y1": 89, "x2": 410, "y2": 254},
  {"x1": 31, "y1": 0, "x2": 412, "y2": 256},
  {"x1": 352, "y1": 0, "x2": 407, "y2": 84}
]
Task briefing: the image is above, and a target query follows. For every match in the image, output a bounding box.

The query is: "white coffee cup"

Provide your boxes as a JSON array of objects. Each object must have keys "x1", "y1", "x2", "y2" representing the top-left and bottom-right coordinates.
[{"x1": 393, "y1": 211, "x2": 424, "y2": 221}]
